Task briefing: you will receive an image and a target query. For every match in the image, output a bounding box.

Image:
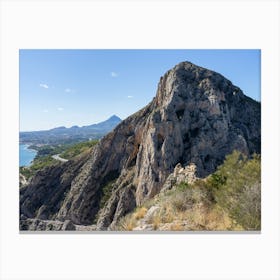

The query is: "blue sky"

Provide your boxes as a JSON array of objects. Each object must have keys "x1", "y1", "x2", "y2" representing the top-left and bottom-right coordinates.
[{"x1": 20, "y1": 49, "x2": 260, "y2": 131}]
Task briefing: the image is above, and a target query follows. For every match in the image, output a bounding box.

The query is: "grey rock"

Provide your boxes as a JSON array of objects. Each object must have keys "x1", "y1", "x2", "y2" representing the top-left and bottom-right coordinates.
[
  {"x1": 96, "y1": 170, "x2": 137, "y2": 230},
  {"x1": 19, "y1": 173, "x2": 28, "y2": 188},
  {"x1": 20, "y1": 151, "x2": 91, "y2": 221},
  {"x1": 20, "y1": 218, "x2": 65, "y2": 231},
  {"x1": 19, "y1": 218, "x2": 98, "y2": 231},
  {"x1": 161, "y1": 163, "x2": 197, "y2": 192},
  {"x1": 20, "y1": 61, "x2": 261, "y2": 230},
  {"x1": 62, "y1": 220, "x2": 76, "y2": 230}
]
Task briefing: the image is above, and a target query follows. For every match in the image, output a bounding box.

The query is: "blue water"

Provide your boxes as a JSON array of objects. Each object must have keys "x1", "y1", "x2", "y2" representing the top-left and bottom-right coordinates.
[{"x1": 19, "y1": 144, "x2": 37, "y2": 167}]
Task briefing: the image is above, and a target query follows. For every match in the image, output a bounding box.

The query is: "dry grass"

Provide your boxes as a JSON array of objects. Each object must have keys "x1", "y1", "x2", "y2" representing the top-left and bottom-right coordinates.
[
  {"x1": 151, "y1": 214, "x2": 162, "y2": 230},
  {"x1": 116, "y1": 178, "x2": 244, "y2": 231},
  {"x1": 182, "y1": 205, "x2": 207, "y2": 230},
  {"x1": 118, "y1": 214, "x2": 137, "y2": 231},
  {"x1": 117, "y1": 201, "x2": 241, "y2": 231},
  {"x1": 169, "y1": 222, "x2": 184, "y2": 231},
  {"x1": 204, "y1": 206, "x2": 233, "y2": 230},
  {"x1": 172, "y1": 192, "x2": 191, "y2": 212},
  {"x1": 133, "y1": 207, "x2": 147, "y2": 220},
  {"x1": 176, "y1": 204, "x2": 242, "y2": 231},
  {"x1": 116, "y1": 151, "x2": 259, "y2": 231},
  {"x1": 161, "y1": 204, "x2": 175, "y2": 223}
]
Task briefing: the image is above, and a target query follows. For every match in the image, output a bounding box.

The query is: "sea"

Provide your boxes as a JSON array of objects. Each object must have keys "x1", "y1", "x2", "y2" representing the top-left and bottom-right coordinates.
[{"x1": 19, "y1": 144, "x2": 37, "y2": 167}]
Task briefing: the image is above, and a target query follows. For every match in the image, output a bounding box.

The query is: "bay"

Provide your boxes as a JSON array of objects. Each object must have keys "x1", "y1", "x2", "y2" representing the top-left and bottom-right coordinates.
[{"x1": 19, "y1": 144, "x2": 37, "y2": 167}]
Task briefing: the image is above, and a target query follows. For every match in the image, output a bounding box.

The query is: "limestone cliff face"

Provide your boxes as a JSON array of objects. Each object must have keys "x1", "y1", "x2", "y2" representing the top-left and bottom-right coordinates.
[{"x1": 20, "y1": 61, "x2": 261, "y2": 230}]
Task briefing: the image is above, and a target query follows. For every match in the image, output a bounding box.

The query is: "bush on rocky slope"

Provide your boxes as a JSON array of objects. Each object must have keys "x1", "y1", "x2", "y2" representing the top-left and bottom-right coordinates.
[
  {"x1": 210, "y1": 151, "x2": 261, "y2": 230},
  {"x1": 116, "y1": 151, "x2": 261, "y2": 231}
]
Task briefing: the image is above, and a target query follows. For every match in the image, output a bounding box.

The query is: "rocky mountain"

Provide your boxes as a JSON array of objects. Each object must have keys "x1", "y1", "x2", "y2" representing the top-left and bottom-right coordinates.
[
  {"x1": 85, "y1": 115, "x2": 121, "y2": 131},
  {"x1": 20, "y1": 61, "x2": 261, "y2": 231},
  {"x1": 19, "y1": 115, "x2": 122, "y2": 144}
]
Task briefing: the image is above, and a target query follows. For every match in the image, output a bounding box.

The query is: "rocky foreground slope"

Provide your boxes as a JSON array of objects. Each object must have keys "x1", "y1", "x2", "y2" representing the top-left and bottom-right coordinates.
[{"x1": 20, "y1": 61, "x2": 261, "y2": 230}]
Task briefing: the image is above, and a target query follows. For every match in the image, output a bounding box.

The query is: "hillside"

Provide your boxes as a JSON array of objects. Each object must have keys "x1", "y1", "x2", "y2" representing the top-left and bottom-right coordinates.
[
  {"x1": 116, "y1": 151, "x2": 261, "y2": 231},
  {"x1": 20, "y1": 115, "x2": 121, "y2": 145},
  {"x1": 20, "y1": 61, "x2": 261, "y2": 231},
  {"x1": 20, "y1": 140, "x2": 99, "y2": 183}
]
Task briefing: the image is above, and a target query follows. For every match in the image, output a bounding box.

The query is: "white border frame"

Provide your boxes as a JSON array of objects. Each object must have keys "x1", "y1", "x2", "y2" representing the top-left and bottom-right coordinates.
[{"x1": 1, "y1": 1, "x2": 280, "y2": 279}]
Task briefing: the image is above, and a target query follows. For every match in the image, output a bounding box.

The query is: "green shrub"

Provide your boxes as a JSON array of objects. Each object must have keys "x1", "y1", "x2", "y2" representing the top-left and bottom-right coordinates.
[
  {"x1": 99, "y1": 180, "x2": 116, "y2": 210},
  {"x1": 171, "y1": 182, "x2": 209, "y2": 212},
  {"x1": 177, "y1": 181, "x2": 190, "y2": 191},
  {"x1": 60, "y1": 140, "x2": 98, "y2": 159},
  {"x1": 20, "y1": 140, "x2": 99, "y2": 181},
  {"x1": 212, "y1": 151, "x2": 261, "y2": 230},
  {"x1": 20, "y1": 155, "x2": 58, "y2": 179},
  {"x1": 110, "y1": 150, "x2": 261, "y2": 231}
]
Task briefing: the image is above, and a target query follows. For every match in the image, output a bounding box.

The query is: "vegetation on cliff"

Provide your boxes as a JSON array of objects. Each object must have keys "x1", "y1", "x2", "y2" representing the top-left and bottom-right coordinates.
[
  {"x1": 60, "y1": 140, "x2": 98, "y2": 159},
  {"x1": 20, "y1": 140, "x2": 98, "y2": 180},
  {"x1": 116, "y1": 151, "x2": 261, "y2": 231},
  {"x1": 20, "y1": 156, "x2": 58, "y2": 180}
]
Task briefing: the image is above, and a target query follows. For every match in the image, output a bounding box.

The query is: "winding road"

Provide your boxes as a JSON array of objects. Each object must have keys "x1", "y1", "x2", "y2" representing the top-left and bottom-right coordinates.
[{"x1": 52, "y1": 154, "x2": 69, "y2": 163}]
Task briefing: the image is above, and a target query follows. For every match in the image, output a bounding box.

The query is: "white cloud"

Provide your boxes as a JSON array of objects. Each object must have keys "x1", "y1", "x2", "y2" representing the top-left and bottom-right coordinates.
[
  {"x1": 43, "y1": 109, "x2": 48, "y2": 113},
  {"x1": 127, "y1": 95, "x2": 133, "y2": 98},
  {"x1": 39, "y1": 83, "x2": 49, "y2": 89},
  {"x1": 57, "y1": 107, "x2": 64, "y2": 111},
  {"x1": 111, "y1": 72, "x2": 119, "y2": 78},
  {"x1": 65, "y1": 88, "x2": 72, "y2": 93}
]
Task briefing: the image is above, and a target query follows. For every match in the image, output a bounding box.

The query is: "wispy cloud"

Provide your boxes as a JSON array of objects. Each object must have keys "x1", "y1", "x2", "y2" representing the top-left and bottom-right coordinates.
[
  {"x1": 57, "y1": 107, "x2": 64, "y2": 111},
  {"x1": 111, "y1": 72, "x2": 119, "y2": 78},
  {"x1": 43, "y1": 109, "x2": 48, "y2": 113},
  {"x1": 127, "y1": 95, "x2": 133, "y2": 98},
  {"x1": 65, "y1": 88, "x2": 74, "y2": 93},
  {"x1": 39, "y1": 83, "x2": 49, "y2": 89}
]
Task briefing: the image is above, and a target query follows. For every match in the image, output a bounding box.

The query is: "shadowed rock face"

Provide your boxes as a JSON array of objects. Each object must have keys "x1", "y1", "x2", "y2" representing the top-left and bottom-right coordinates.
[{"x1": 20, "y1": 61, "x2": 261, "y2": 230}]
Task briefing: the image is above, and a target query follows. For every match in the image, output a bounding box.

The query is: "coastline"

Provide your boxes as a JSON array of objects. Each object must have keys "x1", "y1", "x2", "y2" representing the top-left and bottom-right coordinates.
[
  {"x1": 20, "y1": 142, "x2": 37, "y2": 151},
  {"x1": 19, "y1": 143, "x2": 38, "y2": 167}
]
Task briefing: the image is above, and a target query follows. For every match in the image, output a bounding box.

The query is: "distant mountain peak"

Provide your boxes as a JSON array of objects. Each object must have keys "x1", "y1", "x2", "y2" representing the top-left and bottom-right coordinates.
[
  {"x1": 70, "y1": 125, "x2": 79, "y2": 129},
  {"x1": 108, "y1": 115, "x2": 121, "y2": 121},
  {"x1": 51, "y1": 126, "x2": 66, "y2": 131},
  {"x1": 20, "y1": 115, "x2": 122, "y2": 144},
  {"x1": 85, "y1": 115, "x2": 122, "y2": 130}
]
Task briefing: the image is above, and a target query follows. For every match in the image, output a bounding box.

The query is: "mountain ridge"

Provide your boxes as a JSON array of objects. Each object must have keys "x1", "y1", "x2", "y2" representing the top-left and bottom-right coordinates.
[
  {"x1": 20, "y1": 61, "x2": 261, "y2": 231},
  {"x1": 20, "y1": 115, "x2": 122, "y2": 144},
  {"x1": 20, "y1": 115, "x2": 122, "y2": 133}
]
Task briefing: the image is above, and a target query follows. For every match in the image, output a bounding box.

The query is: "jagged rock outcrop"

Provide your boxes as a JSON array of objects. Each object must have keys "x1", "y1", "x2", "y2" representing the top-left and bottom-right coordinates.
[
  {"x1": 20, "y1": 61, "x2": 261, "y2": 230},
  {"x1": 160, "y1": 163, "x2": 198, "y2": 193},
  {"x1": 19, "y1": 173, "x2": 28, "y2": 188},
  {"x1": 20, "y1": 152, "x2": 91, "y2": 221},
  {"x1": 20, "y1": 218, "x2": 96, "y2": 231}
]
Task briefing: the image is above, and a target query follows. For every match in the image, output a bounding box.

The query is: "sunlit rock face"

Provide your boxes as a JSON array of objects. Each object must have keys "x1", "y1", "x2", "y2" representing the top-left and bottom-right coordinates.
[{"x1": 20, "y1": 61, "x2": 261, "y2": 230}]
